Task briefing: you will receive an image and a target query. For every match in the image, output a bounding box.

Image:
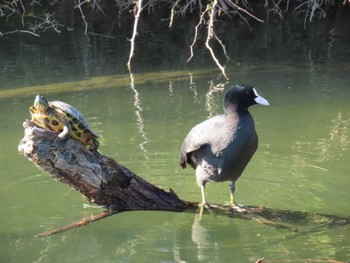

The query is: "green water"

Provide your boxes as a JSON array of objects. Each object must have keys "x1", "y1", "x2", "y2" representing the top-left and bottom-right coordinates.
[
  {"x1": 1, "y1": 23, "x2": 350, "y2": 263},
  {"x1": 2, "y1": 65, "x2": 349, "y2": 262}
]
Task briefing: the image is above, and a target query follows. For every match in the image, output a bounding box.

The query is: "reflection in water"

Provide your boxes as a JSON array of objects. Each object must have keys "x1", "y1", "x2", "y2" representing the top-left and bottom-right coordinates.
[
  {"x1": 205, "y1": 81, "x2": 226, "y2": 118},
  {"x1": 327, "y1": 26, "x2": 336, "y2": 60},
  {"x1": 32, "y1": 239, "x2": 59, "y2": 263},
  {"x1": 191, "y1": 214, "x2": 211, "y2": 261},
  {"x1": 188, "y1": 73, "x2": 198, "y2": 103},
  {"x1": 275, "y1": 110, "x2": 350, "y2": 206},
  {"x1": 329, "y1": 112, "x2": 349, "y2": 152},
  {"x1": 129, "y1": 73, "x2": 149, "y2": 158},
  {"x1": 172, "y1": 239, "x2": 186, "y2": 263},
  {"x1": 313, "y1": 111, "x2": 350, "y2": 164},
  {"x1": 172, "y1": 214, "x2": 221, "y2": 262},
  {"x1": 168, "y1": 80, "x2": 175, "y2": 105},
  {"x1": 293, "y1": 111, "x2": 349, "y2": 165}
]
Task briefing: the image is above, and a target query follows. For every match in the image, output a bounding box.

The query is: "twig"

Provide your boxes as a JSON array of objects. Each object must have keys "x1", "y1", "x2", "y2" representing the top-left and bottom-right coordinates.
[
  {"x1": 205, "y1": 0, "x2": 229, "y2": 79},
  {"x1": 213, "y1": 31, "x2": 230, "y2": 61},
  {"x1": 127, "y1": 0, "x2": 143, "y2": 72},
  {"x1": 0, "y1": 29, "x2": 40, "y2": 37},
  {"x1": 266, "y1": 0, "x2": 285, "y2": 20},
  {"x1": 19, "y1": 0, "x2": 25, "y2": 26},
  {"x1": 169, "y1": 0, "x2": 180, "y2": 28},
  {"x1": 227, "y1": 0, "x2": 264, "y2": 23},
  {"x1": 187, "y1": 9, "x2": 206, "y2": 63},
  {"x1": 36, "y1": 210, "x2": 116, "y2": 237},
  {"x1": 89, "y1": 32, "x2": 115, "y2": 39},
  {"x1": 75, "y1": 0, "x2": 89, "y2": 35},
  {"x1": 74, "y1": 0, "x2": 90, "y2": 9}
]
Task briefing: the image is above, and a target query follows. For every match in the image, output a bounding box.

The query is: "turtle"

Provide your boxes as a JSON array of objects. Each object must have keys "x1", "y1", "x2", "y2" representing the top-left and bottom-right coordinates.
[{"x1": 29, "y1": 95, "x2": 99, "y2": 151}]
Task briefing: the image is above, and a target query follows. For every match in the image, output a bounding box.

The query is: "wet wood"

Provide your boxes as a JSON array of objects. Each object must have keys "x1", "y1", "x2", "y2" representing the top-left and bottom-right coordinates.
[
  {"x1": 18, "y1": 120, "x2": 350, "y2": 237},
  {"x1": 35, "y1": 210, "x2": 115, "y2": 237}
]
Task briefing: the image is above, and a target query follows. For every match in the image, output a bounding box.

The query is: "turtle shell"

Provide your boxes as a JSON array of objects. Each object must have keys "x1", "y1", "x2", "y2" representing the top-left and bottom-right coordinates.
[
  {"x1": 30, "y1": 95, "x2": 99, "y2": 151},
  {"x1": 49, "y1": 100, "x2": 99, "y2": 142}
]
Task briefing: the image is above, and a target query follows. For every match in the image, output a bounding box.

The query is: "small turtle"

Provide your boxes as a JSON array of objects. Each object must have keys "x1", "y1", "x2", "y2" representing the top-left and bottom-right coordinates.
[{"x1": 29, "y1": 95, "x2": 99, "y2": 151}]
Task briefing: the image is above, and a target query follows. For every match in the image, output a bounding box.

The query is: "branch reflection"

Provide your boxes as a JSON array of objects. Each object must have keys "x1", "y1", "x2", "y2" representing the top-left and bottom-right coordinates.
[{"x1": 129, "y1": 73, "x2": 149, "y2": 158}]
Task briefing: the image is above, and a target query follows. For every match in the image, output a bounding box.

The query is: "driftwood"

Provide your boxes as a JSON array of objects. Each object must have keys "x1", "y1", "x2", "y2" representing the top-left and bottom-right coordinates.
[
  {"x1": 18, "y1": 120, "x2": 350, "y2": 237},
  {"x1": 18, "y1": 120, "x2": 189, "y2": 212}
]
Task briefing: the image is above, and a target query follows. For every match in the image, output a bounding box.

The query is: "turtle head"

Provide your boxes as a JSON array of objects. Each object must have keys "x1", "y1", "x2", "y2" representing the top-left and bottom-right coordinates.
[{"x1": 34, "y1": 95, "x2": 49, "y2": 113}]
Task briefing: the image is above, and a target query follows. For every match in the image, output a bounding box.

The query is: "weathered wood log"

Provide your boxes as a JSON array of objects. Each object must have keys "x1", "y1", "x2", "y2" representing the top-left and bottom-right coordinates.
[
  {"x1": 18, "y1": 120, "x2": 350, "y2": 237},
  {"x1": 18, "y1": 120, "x2": 189, "y2": 212}
]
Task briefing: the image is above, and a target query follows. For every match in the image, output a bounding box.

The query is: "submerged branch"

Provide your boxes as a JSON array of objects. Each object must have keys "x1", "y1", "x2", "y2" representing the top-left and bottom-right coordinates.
[
  {"x1": 36, "y1": 210, "x2": 115, "y2": 237},
  {"x1": 19, "y1": 120, "x2": 350, "y2": 237},
  {"x1": 34, "y1": 202, "x2": 350, "y2": 237}
]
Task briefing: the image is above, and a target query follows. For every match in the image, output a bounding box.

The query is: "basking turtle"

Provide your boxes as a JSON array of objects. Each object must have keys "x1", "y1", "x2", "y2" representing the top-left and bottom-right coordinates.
[{"x1": 29, "y1": 95, "x2": 99, "y2": 151}]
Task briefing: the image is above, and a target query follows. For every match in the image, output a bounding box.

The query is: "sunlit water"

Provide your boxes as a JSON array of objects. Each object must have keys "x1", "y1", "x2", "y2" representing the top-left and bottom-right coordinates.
[{"x1": 1, "y1": 22, "x2": 350, "y2": 263}]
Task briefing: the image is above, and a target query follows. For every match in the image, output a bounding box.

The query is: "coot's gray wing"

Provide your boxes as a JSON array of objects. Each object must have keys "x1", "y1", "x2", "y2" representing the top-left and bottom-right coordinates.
[{"x1": 179, "y1": 115, "x2": 227, "y2": 169}]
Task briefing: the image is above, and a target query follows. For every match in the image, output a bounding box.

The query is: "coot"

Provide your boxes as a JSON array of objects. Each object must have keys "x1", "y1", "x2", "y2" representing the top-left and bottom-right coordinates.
[{"x1": 179, "y1": 84, "x2": 269, "y2": 206}]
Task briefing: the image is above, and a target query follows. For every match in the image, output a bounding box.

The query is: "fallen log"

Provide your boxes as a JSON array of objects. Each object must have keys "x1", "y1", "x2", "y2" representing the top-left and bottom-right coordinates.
[
  {"x1": 18, "y1": 120, "x2": 189, "y2": 212},
  {"x1": 18, "y1": 120, "x2": 350, "y2": 237}
]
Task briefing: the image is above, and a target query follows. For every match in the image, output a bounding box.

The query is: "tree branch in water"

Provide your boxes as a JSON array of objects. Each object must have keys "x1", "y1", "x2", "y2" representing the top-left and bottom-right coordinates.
[{"x1": 18, "y1": 120, "x2": 350, "y2": 237}]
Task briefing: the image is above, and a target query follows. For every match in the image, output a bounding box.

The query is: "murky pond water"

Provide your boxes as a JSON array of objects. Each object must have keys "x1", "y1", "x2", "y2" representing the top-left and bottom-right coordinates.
[{"x1": 1, "y1": 17, "x2": 350, "y2": 263}]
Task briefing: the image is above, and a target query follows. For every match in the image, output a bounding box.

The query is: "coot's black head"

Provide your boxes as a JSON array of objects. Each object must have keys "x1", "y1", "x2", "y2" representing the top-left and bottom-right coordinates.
[{"x1": 223, "y1": 84, "x2": 269, "y2": 111}]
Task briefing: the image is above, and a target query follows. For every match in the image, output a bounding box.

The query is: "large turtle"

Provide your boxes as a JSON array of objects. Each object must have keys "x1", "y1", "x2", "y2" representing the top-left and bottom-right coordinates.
[{"x1": 29, "y1": 95, "x2": 99, "y2": 151}]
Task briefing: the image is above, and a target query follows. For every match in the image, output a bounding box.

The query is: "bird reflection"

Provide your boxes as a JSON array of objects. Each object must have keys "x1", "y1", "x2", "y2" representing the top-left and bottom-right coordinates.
[{"x1": 191, "y1": 214, "x2": 211, "y2": 261}]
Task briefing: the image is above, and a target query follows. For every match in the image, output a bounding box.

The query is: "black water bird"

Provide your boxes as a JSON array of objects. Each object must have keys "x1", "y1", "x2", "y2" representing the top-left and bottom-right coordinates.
[{"x1": 179, "y1": 84, "x2": 269, "y2": 206}]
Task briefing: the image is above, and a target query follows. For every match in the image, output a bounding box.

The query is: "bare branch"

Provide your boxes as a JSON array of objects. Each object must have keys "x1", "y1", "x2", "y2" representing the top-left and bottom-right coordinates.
[
  {"x1": 266, "y1": 0, "x2": 285, "y2": 20},
  {"x1": 127, "y1": 0, "x2": 144, "y2": 72},
  {"x1": 36, "y1": 210, "x2": 115, "y2": 237},
  {"x1": 213, "y1": 31, "x2": 230, "y2": 62},
  {"x1": 19, "y1": 0, "x2": 25, "y2": 26},
  {"x1": 205, "y1": 0, "x2": 229, "y2": 79},
  {"x1": 28, "y1": 12, "x2": 61, "y2": 33},
  {"x1": 75, "y1": 0, "x2": 89, "y2": 35},
  {"x1": 225, "y1": 0, "x2": 264, "y2": 23},
  {"x1": 293, "y1": 0, "x2": 331, "y2": 29},
  {"x1": 187, "y1": 8, "x2": 206, "y2": 63},
  {"x1": 0, "y1": 29, "x2": 40, "y2": 37},
  {"x1": 169, "y1": 0, "x2": 180, "y2": 28}
]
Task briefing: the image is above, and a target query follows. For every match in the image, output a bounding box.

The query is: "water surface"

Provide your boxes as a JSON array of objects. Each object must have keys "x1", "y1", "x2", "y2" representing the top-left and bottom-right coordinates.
[{"x1": 1, "y1": 18, "x2": 350, "y2": 263}]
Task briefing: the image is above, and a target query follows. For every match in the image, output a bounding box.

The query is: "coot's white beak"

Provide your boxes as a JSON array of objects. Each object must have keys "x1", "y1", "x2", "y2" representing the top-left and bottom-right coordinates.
[{"x1": 253, "y1": 88, "x2": 270, "y2": 106}]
